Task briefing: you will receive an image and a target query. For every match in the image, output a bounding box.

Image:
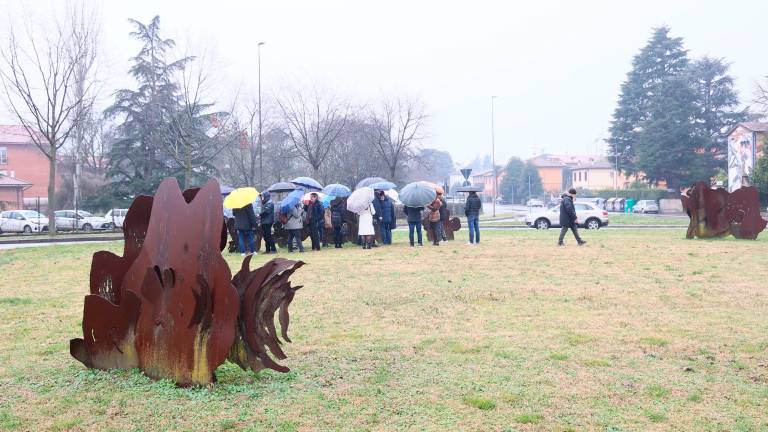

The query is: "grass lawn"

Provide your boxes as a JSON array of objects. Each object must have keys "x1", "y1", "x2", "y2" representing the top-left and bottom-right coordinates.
[
  {"x1": 608, "y1": 214, "x2": 689, "y2": 226},
  {"x1": 1, "y1": 230, "x2": 767, "y2": 431}
]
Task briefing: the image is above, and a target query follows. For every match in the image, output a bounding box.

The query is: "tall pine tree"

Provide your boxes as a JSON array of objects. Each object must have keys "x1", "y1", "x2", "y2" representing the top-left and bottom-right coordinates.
[
  {"x1": 105, "y1": 16, "x2": 192, "y2": 200},
  {"x1": 608, "y1": 26, "x2": 689, "y2": 178}
]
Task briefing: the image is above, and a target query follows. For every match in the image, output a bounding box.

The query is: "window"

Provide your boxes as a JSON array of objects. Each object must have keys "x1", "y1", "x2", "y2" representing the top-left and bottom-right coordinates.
[
  {"x1": 0, "y1": 147, "x2": 7, "y2": 164},
  {"x1": 584, "y1": 171, "x2": 588, "y2": 181},
  {"x1": 575, "y1": 204, "x2": 590, "y2": 211}
]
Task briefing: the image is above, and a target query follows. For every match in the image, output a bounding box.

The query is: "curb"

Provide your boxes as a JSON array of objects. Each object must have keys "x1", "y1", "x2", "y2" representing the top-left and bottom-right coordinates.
[{"x1": 0, "y1": 235, "x2": 123, "y2": 246}]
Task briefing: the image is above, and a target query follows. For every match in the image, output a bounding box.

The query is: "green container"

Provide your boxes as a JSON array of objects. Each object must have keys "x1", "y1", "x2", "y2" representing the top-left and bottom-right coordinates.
[{"x1": 625, "y1": 198, "x2": 636, "y2": 213}]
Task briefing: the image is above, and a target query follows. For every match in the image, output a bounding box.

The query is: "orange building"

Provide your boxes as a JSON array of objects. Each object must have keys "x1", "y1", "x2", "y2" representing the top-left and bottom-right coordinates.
[
  {"x1": 0, "y1": 125, "x2": 61, "y2": 210},
  {"x1": 470, "y1": 169, "x2": 505, "y2": 201}
]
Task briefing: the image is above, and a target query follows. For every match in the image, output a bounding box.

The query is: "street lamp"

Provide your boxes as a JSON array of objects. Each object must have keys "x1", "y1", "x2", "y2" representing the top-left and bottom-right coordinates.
[
  {"x1": 258, "y1": 41, "x2": 266, "y2": 189},
  {"x1": 491, "y1": 96, "x2": 498, "y2": 217}
]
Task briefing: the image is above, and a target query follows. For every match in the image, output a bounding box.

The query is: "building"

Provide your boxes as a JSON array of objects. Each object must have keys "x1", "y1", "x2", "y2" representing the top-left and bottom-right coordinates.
[
  {"x1": 727, "y1": 122, "x2": 767, "y2": 192},
  {"x1": 0, "y1": 125, "x2": 60, "y2": 210},
  {"x1": 470, "y1": 169, "x2": 504, "y2": 201},
  {"x1": 529, "y1": 153, "x2": 660, "y2": 193}
]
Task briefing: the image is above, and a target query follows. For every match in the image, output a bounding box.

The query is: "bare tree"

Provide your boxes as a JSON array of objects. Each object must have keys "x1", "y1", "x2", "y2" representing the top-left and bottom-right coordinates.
[
  {"x1": 277, "y1": 88, "x2": 350, "y2": 177},
  {"x1": 366, "y1": 97, "x2": 426, "y2": 182},
  {"x1": 161, "y1": 51, "x2": 240, "y2": 189},
  {"x1": 755, "y1": 76, "x2": 768, "y2": 116},
  {"x1": 0, "y1": 6, "x2": 98, "y2": 232}
]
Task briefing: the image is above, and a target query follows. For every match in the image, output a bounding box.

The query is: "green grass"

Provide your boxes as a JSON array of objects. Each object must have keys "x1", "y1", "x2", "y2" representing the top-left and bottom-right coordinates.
[
  {"x1": 0, "y1": 229, "x2": 767, "y2": 430},
  {"x1": 608, "y1": 213, "x2": 688, "y2": 225}
]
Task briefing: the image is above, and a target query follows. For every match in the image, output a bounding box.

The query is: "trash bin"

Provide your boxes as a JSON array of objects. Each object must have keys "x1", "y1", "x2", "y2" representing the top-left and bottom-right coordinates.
[
  {"x1": 625, "y1": 198, "x2": 636, "y2": 213},
  {"x1": 606, "y1": 198, "x2": 617, "y2": 212},
  {"x1": 616, "y1": 198, "x2": 626, "y2": 213}
]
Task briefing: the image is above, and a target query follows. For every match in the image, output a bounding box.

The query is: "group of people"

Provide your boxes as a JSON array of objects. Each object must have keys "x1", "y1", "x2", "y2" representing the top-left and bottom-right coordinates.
[{"x1": 230, "y1": 189, "x2": 485, "y2": 255}]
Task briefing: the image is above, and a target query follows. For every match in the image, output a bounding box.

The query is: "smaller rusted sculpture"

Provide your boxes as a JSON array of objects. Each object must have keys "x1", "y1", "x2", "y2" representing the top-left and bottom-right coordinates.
[
  {"x1": 681, "y1": 181, "x2": 766, "y2": 239},
  {"x1": 71, "y1": 178, "x2": 304, "y2": 386}
]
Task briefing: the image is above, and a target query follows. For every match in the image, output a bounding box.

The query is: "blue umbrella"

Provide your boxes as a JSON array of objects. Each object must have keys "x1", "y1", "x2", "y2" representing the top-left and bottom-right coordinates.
[
  {"x1": 279, "y1": 189, "x2": 304, "y2": 214},
  {"x1": 369, "y1": 181, "x2": 396, "y2": 191},
  {"x1": 291, "y1": 176, "x2": 323, "y2": 191},
  {"x1": 356, "y1": 176, "x2": 387, "y2": 190},
  {"x1": 400, "y1": 181, "x2": 437, "y2": 208},
  {"x1": 322, "y1": 183, "x2": 351, "y2": 198},
  {"x1": 320, "y1": 195, "x2": 335, "y2": 208}
]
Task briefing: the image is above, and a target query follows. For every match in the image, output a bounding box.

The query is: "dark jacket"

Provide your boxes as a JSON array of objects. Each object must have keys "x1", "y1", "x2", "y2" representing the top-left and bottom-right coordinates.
[
  {"x1": 465, "y1": 194, "x2": 482, "y2": 218},
  {"x1": 404, "y1": 206, "x2": 424, "y2": 223},
  {"x1": 233, "y1": 203, "x2": 258, "y2": 230},
  {"x1": 305, "y1": 200, "x2": 324, "y2": 226},
  {"x1": 260, "y1": 193, "x2": 275, "y2": 225},
  {"x1": 559, "y1": 194, "x2": 578, "y2": 226},
  {"x1": 438, "y1": 195, "x2": 448, "y2": 221},
  {"x1": 373, "y1": 196, "x2": 396, "y2": 224},
  {"x1": 330, "y1": 197, "x2": 346, "y2": 227}
]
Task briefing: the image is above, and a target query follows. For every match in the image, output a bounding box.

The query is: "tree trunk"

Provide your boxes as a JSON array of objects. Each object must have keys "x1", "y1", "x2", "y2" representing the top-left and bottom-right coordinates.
[
  {"x1": 48, "y1": 146, "x2": 57, "y2": 235},
  {"x1": 184, "y1": 141, "x2": 192, "y2": 189}
]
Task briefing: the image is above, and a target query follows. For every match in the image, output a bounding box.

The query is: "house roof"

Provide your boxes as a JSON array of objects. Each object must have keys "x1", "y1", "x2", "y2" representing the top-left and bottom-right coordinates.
[
  {"x1": 0, "y1": 125, "x2": 36, "y2": 145},
  {"x1": 571, "y1": 158, "x2": 614, "y2": 170},
  {"x1": 0, "y1": 175, "x2": 32, "y2": 189},
  {"x1": 728, "y1": 122, "x2": 768, "y2": 135},
  {"x1": 528, "y1": 153, "x2": 609, "y2": 168}
]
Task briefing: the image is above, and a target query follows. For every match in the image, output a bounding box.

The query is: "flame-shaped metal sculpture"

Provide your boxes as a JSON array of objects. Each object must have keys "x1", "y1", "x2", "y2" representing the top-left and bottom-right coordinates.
[
  {"x1": 70, "y1": 178, "x2": 304, "y2": 386},
  {"x1": 681, "y1": 181, "x2": 766, "y2": 239}
]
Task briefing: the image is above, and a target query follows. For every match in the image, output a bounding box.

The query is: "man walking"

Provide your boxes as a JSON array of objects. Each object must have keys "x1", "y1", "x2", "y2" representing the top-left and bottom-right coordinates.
[
  {"x1": 259, "y1": 192, "x2": 277, "y2": 254},
  {"x1": 558, "y1": 188, "x2": 586, "y2": 246}
]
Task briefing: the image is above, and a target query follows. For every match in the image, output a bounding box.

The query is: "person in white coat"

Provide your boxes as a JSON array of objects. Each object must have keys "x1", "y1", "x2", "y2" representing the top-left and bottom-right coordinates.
[{"x1": 357, "y1": 203, "x2": 376, "y2": 249}]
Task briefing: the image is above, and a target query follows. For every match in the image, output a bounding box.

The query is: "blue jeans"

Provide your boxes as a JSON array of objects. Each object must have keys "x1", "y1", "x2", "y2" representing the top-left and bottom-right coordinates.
[
  {"x1": 237, "y1": 229, "x2": 255, "y2": 253},
  {"x1": 468, "y1": 216, "x2": 480, "y2": 244},
  {"x1": 381, "y1": 222, "x2": 393, "y2": 245},
  {"x1": 408, "y1": 221, "x2": 422, "y2": 245}
]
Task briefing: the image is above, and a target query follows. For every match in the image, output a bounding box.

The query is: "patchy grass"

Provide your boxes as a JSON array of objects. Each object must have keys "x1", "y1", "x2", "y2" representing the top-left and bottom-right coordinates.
[
  {"x1": 0, "y1": 229, "x2": 767, "y2": 430},
  {"x1": 608, "y1": 213, "x2": 689, "y2": 225}
]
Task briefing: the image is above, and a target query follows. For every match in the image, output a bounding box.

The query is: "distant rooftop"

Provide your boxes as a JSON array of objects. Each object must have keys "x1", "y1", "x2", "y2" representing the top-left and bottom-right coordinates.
[
  {"x1": 0, "y1": 125, "x2": 35, "y2": 144},
  {"x1": 739, "y1": 122, "x2": 768, "y2": 133},
  {"x1": 528, "y1": 153, "x2": 610, "y2": 168}
]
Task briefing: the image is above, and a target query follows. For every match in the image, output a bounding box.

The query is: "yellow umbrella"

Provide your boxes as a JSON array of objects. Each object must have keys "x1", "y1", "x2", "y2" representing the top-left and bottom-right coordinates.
[{"x1": 223, "y1": 187, "x2": 259, "y2": 209}]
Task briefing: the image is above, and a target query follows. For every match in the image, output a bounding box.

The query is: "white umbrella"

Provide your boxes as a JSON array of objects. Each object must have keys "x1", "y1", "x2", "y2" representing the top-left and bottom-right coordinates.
[
  {"x1": 346, "y1": 187, "x2": 375, "y2": 214},
  {"x1": 385, "y1": 189, "x2": 400, "y2": 204}
]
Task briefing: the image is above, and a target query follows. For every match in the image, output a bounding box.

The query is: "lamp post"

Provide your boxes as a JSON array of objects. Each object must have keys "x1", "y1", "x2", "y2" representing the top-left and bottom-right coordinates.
[
  {"x1": 257, "y1": 41, "x2": 266, "y2": 189},
  {"x1": 491, "y1": 96, "x2": 498, "y2": 217}
]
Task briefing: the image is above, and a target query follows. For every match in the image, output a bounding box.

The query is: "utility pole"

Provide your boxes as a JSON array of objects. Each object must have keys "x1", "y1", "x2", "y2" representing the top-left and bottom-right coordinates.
[
  {"x1": 257, "y1": 41, "x2": 266, "y2": 189},
  {"x1": 491, "y1": 96, "x2": 498, "y2": 217}
]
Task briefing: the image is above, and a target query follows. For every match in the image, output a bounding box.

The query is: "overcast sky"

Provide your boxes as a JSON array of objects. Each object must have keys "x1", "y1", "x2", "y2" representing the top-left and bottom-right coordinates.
[{"x1": 2, "y1": 0, "x2": 767, "y2": 166}]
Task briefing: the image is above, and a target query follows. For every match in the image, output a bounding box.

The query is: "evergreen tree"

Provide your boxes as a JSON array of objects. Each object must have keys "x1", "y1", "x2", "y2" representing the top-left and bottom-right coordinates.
[
  {"x1": 105, "y1": 16, "x2": 192, "y2": 200},
  {"x1": 751, "y1": 152, "x2": 768, "y2": 206},
  {"x1": 500, "y1": 157, "x2": 543, "y2": 203},
  {"x1": 608, "y1": 26, "x2": 689, "y2": 176}
]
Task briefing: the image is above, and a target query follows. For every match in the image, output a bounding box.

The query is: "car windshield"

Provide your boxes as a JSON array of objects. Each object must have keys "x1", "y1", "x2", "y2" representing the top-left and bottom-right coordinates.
[
  {"x1": 78, "y1": 211, "x2": 93, "y2": 217},
  {"x1": 18, "y1": 210, "x2": 44, "y2": 218}
]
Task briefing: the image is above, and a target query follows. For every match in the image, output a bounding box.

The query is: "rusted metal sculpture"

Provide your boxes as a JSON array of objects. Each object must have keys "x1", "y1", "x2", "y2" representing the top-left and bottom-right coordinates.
[
  {"x1": 71, "y1": 178, "x2": 304, "y2": 386},
  {"x1": 423, "y1": 216, "x2": 461, "y2": 242},
  {"x1": 681, "y1": 181, "x2": 767, "y2": 239}
]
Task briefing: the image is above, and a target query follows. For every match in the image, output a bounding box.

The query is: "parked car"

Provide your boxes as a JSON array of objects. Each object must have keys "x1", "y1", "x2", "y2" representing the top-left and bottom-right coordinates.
[
  {"x1": 526, "y1": 199, "x2": 544, "y2": 207},
  {"x1": 633, "y1": 200, "x2": 660, "y2": 214},
  {"x1": 0, "y1": 210, "x2": 49, "y2": 234},
  {"x1": 525, "y1": 202, "x2": 609, "y2": 230},
  {"x1": 104, "y1": 209, "x2": 129, "y2": 228},
  {"x1": 54, "y1": 210, "x2": 112, "y2": 231},
  {"x1": 577, "y1": 197, "x2": 606, "y2": 209}
]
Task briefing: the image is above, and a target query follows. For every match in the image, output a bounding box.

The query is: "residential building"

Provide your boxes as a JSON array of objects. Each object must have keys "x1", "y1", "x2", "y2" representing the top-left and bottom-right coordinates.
[
  {"x1": 0, "y1": 125, "x2": 61, "y2": 209},
  {"x1": 529, "y1": 153, "x2": 659, "y2": 193},
  {"x1": 727, "y1": 122, "x2": 767, "y2": 192},
  {"x1": 470, "y1": 169, "x2": 504, "y2": 201}
]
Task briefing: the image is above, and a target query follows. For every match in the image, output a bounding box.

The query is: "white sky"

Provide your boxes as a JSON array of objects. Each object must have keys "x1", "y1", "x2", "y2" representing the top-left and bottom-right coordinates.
[{"x1": 2, "y1": 0, "x2": 767, "y2": 166}]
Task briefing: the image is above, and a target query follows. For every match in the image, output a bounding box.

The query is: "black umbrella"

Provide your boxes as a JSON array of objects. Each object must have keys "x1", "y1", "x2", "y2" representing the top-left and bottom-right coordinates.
[
  {"x1": 267, "y1": 182, "x2": 297, "y2": 193},
  {"x1": 455, "y1": 185, "x2": 484, "y2": 193}
]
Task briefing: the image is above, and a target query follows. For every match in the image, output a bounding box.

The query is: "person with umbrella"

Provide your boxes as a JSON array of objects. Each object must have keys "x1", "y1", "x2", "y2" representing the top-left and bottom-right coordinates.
[
  {"x1": 465, "y1": 191, "x2": 482, "y2": 244},
  {"x1": 285, "y1": 201, "x2": 306, "y2": 252},
  {"x1": 358, "y1": 201, "x2": 376, "y2": 249},
  {"x1": 305, "y1": 192, "x2": 324, "y2": 251},
  {"x1": 372, "y1": 190, "x2": 395, "y2": 245},
  {"x1": 259, "y1": 191, "x2": 277, "y2": 254},
  {"x1": 330, "y1": 196, "x2": 346, "y2": 248},
  {"x1": 233, "y1": 203, "x2": 258, "y2": 256},
  {"x1": 403, "y1": 205, "x2": 424, "y2": 246},
  {"x1": 426, "y1": 195, "x2": 443, "y2": 246}
]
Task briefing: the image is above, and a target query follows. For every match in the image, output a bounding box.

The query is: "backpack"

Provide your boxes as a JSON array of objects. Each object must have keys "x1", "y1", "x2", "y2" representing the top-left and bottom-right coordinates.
[
  {"x1": 278, "y1": 211, "x2": 288, "y2": 226},
  {"x1": 324, "y1": 208, "x2": 332, "y2": 229}
]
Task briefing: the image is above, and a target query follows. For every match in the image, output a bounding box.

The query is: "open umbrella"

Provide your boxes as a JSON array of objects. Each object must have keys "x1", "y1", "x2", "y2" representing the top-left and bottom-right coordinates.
[
  {"x1": 322, "y1": 183, "x2": 351, "y2": 198},
  {"x1": 220, "y1": 185, "x2": 234, "y2": 195},
  {"x1": 455, "y1": 185, "x2": 484, "y2": 193},
  {"x1": 400, "y1": 182, "x2": 436, "y2": 208},
  {"x1": 291, "y1": 176, "x2": 323, "y2": 191},
  {"x1": 223, "y1": 187, "x2": 259, "y2": 209},
  {"x1": 267, "y1": 181, "x2": 296, "y2": 193},
  {"x1": 320, "y1": 195, "x2": 335, "y2": 208},
  {"x1": 369, "y1": 181, "x2": 397, "y2": 191},
  {"x1": 355, "y1": 177, "x2": 387, "y2": 190},
  {"x1": 346, "y1": 187, "x2": 375, "y2": 214},
  {"x1": 422, "y1": 181, "x2": 445, "y2": 195},
  {"x1": 384, "y1": 189, "x2": 400, "y2": 203},
  {"x1": 279, "y1": 189, "x2": 304, "y2": 215}
]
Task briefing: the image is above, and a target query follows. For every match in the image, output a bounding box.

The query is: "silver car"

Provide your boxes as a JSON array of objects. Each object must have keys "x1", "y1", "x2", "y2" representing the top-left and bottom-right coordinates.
[
  {"x1": 633, "y1": 200, "x2": 660, "y2": 214},
  {"x1": 525, "y1": 202, "x2": 609, "y2": 230},
  {"x1": 0, "y1": 210, "x2": 50, "y2": 234}
]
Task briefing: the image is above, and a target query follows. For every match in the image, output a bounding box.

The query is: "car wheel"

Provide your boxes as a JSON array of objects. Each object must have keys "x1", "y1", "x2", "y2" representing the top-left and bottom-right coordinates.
[
  {"x1": 82, "y1": 223, "x2": 93, "y2": 232},
  {"x1": 535, "y1": 218, "x2": 550, "y2": 230},
  {"x1": 23, "y1": 225, "x2": 32, "y2": 234},
  {"x1": 586, "y1": 218, "x2": 601, "y2": 230}
]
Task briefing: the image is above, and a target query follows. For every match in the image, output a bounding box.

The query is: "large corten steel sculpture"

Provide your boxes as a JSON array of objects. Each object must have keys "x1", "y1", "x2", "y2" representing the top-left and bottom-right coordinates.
[
  {"x1": 681, "y1": 181, "x2": 766, "y2": 240},
  {"x1": 70, "y1": 178, "x2": 304, "y2": 386}
]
